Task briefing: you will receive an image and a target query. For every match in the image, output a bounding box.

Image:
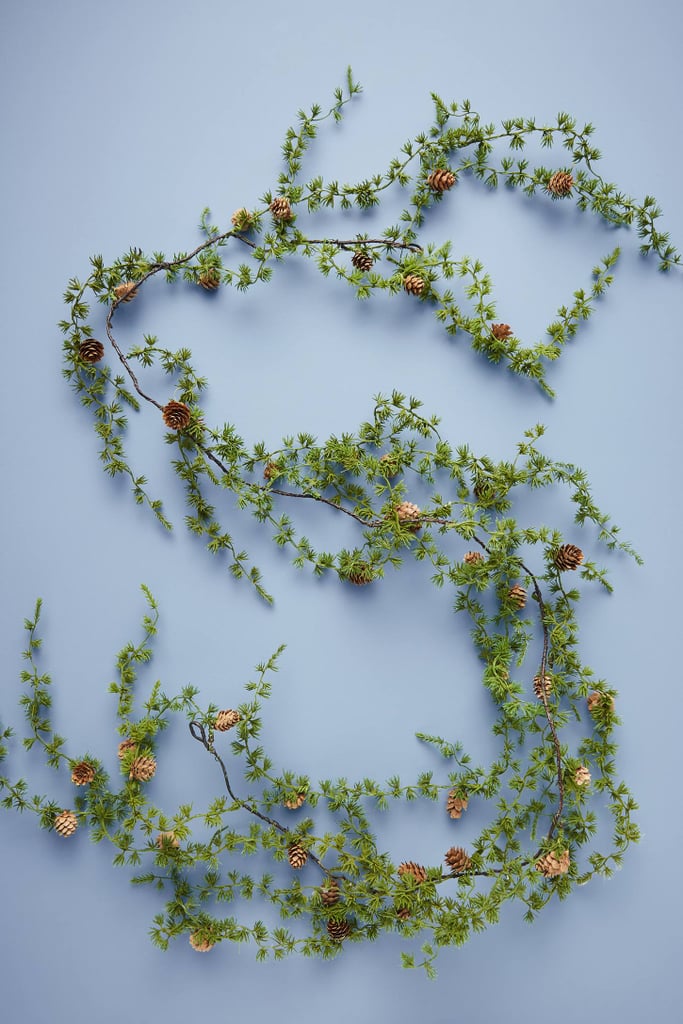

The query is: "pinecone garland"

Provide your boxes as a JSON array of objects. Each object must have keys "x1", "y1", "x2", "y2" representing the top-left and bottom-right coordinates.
[
  {"x1": 351, "y1": 250, "x2": 374, "y2": 271},
  {"x1": 547, "y1": 171, "x2": 574, "y2": 197},
  {"x1": 198, "y1": 268, "x2": 221, "y2": 290},
  {"x1": 114, "y1": 281, "x2": 137, "y2": 303},
  {"x1": 71, "y1": 761, "x2": 95, "y2": 786},
  {"x1": 231, "y1": 208, "x2": 254, "y2": 231},
  {"x1": 554, "y1": 544, "x2": 584, "y2": 571},
  {"x1": 79, "y1": 338, "x2": 105, "y2": 363},
  {"x1": 54, "y1": 810, "x2": 78, "y2": 837},
  {"x1": 156, "y1": 831, "x2": 180, "y2": 849},
  {"x1": 403, "y1": 273, "x2": 425, "y2": 296},
  {"x1": 189, "y1": 933, "x2": 214, "y2": 952},
  {"x1": 491, "y1": 323, "x2": 513, "y2": 341},
  {"x1": 320, "y1": 879, "x2": 340, "y2": 907},
  {"x1": 574, "y1": 765, "x2": 591, "y2": 787},
  {"x1": 533, "y1": 674, "x2": 553, "y2": 700},
  {"x1": 463, "y1": 551, "x2": 483, "y2": 565},
  {"x1": 446, "y1": 790, "x2": 469, "y2": 819},
  {"x1": 395, "y1": 501, "x2": 422, "y2": 531},
  {"x1": 397, "y1": 861, "x2": 427, "y2": 884},
  {"x1": 508, "y1": 584, "x2": 527, "y2": 609},
  {"x1": 270, "y1": 197, "x2": 293, "y2": 220},
  {"x1": 288, "y1": 843, "x2": 308, "y2": 869},
  {"x1": 535, "y1": 849, "x2": 570, "y2": 878},
  {"x1": 326, "y1": 918, "x2": 351, "y2": 941},
  {"x1": 427, "y1": 168, "x2": 456, "y2": 192},
  {"x1": 129, "y1": 755, "x2": 157, "y2": 782},
  {"x1": 445, "y1": 846, "x2": 472, "y2": 872},
  {"x1": 162, "y1": 400, "x2": 191, "y2": 430},
  {"x1": 214, "y1": 709, "x2": 240, "y2": 732},
  {"x1": 284, "y1": 792, "x2": 306, "y2": 810}
]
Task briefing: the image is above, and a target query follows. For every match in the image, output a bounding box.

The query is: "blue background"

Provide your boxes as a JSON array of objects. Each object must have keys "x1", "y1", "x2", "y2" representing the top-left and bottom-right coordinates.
[{"x1": 1, "y1": 1, "x2": 681, "y2": 1021}]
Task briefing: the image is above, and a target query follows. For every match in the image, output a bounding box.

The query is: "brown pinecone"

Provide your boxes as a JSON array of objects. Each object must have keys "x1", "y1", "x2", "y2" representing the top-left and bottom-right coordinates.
[
  {"x1": 554, "y1": 544, "x2": 584, "y2": 571},
  {"x1": 263, "y1": 460, "x2": 282, "y2": 480},
  {"x1": 395, "y1": 500, "x2": 422, "y2": 531},
  {"x1": 129, "y1": 755, "x2": 157, "y2": 782},
  {"x1": 198, "y1": 268, "x2": 221, "y2": 290},
  {"x1": 352, "y1": 250, "x2": 374, "y2": 271},
  {"x1": 79, "y1": 338, "x2": 105, "y2": 363},
  {"x1": 288, "y1": 843, "x2": 308, "y2": 869},
  {"x1": 403, "y1": 273, "x2": 425, "y2": 296},
  {"x1": 427, "y1": 168, "x2": 456, "y2": 192},
  {"x1": 491, "y1": 323, "x2": 513, "y2": 341},
  {"x1": 270, "y1": 197, "x2": 293, "y2": 220},
  {"x1": 574, "y1": 765, "x2": 591, "y2": 787},
  {"x1": 587, "y1": 691, "x2": 615, "y2": 715},
  {"x1": 71, "y1": 761, "x2": 95, "y2": 786},
  {"x1": 326, "y1": 918, "x2": 351, "y2": 942},
  {"x1": 463, "y1": 551, "x2": 483, "y2": 565},
  {"x1": 162, "y1": 400, "x2": 191, "y2": 430},
  {"x1": 114, "y1": 281, "x2": 137, "y2": 303},
  {"x1": 231, "y1": 208, "x2": 254, "y2": 231},
  {"x1": 444, "y1": 846, "x2": 471, "y2": 872},
  {"x1": 320, "y1": 879, "x2": 340, "y2": 907},
  {"x1": 379, "y1": 453, "x2": 400, "y2": 478},
  {"x1": 533, "y1": 673, "x2": 553, "y2": 700},
  {"x1": 284, "y1": 792, "x2": 306, "y2": 810},
  {"x1": 156, "y1": 831, "x2": 180, "y2": 849},
  {"x1": 508, "y1": 584, "x2": 527, "y2": 609},
  {"x1": 535, "y1": 849, "x2": 570, "y2": 878},
  {"x1": 117, "y1": 738, "x2": 137, "y2": 759},
  {"x1": 397, "y1": 861, "x2": 427, "y2": 884},
  {"x1": 446, "y1": 790, "x2": 468, "y2": 819},
  {"x1": 214, "y1": 709, "x2": 240, "y2": 732},
  {"x1": 54, "y1": 809, "x2": 78, "y2": 838},
  {"x1": 189, "y1": 933, "x2": 214, "y2": 952},
  {"x1": 347, "y1": 563, "x2": 374, "y2": 586},
  {"x1": 547, "y1": 171, "x2": 574, "y2": 197},
  {"x1": 396, "y1": 906, "x2": 411, "y2": 922}
]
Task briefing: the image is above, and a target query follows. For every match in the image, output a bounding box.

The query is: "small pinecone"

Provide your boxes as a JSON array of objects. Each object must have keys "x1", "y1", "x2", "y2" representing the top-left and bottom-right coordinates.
[
  {"x1": 547, "y1": 170, "x2": 574, "y2": 197},
  {"x1": 288, "y1": 843, "x2": 308, "y2": 870},
  {"x1": 352, "y1": 250, "x2": 374, "y2": 271},
  {"x1": 379, "y1": 453, "x2": 400, "y2": 478},
  {"x1": 79, "y1": 338, "x2": 105, "y2": 363},
  {"x1": 214, "y1": 709, "x2": 240, "y2": 732},
  {"x1": 574, "y1": 765, "x2": 591, "y2": 787},
  {"x1": 444, "y1": 846, "x2": 471, "y2": 872},
  {"x1": 263, "y1": 460, "x2": 281, "y2": 480},
  {"x1": 198, "y1": 268, "x2": 221, "y2": 290},
  {"x1": 270, "y1": 196, "x2": 293, "y2": 220},
  {"x1": 284, "y1": 792, "x2": 306, "y2": 810},
  {"x1": 162, "y1": 400, "x2": 191, "y2": 430},
  {"x1": 54, "y1": 809, "x2": 78, "y2": 838},
  {"x1": 326, "y1": 918, "x2": 351, "y2": 942},
  {"x1": 533, "y1": 674, "x2": 553, "y2": 700},
  {"x1": 463, "y1": 551, "x2": 483, "y2": 565},
  {"x1": 156, "y1": 831, "x2": 180, "y2": 849},
  {"x1": 397, "y1": 861, "x2": 427, "y2": 884},
  {"x1": 129, "y1": 755, "x2": 157, "y2": 782},
  {"x1": 396, "y1": 906, "x2": 411, "y2": 922},
  {"x1": 491, "y1": 323, "x2": 513, "y2": 341},
  {"x1": 587, "y1": 691, "x2": 615, "y2": 715},
  {"x1": 71, "y1": 761, "x2": 95, "y2": 786},
  {"x1": 117, "y1": 738, "x2": 137, "y2": 759},
  {"x1": 427, "y1": 168, "x2": 456, "y2": 192},
  {"x1": 508, "y1": 584, "x2": 527, "y2": 609},
  {"x1": 396, "y1": 501, "x2": 422, "y2": 531},
  {"x1": 320, "y1": 879, "x2": 340, "y2": 907},
  {"x1": 446, "y1": 790, "x2": 468, "y2": 819},
  {"x1": 535, "y1": 849, "x2": 571, "y2": 878},
  {"x1": 554, "y1": 544, "x2": 584, "y2": 571},
  {"x1": 114, "y1": 281, "x2": 137, "y2": 303},
  {"x1": 403, "y1": 273, "x2": 425, "y2": 296},
  {"x1": 231, "y1": 208, "x2": 254, "y2": 231},
  {"x1": 189, "y1": 933, "x2": 214, "y2": 952},
  {"x1": 347, "y1": 564, "x2": 374, "y2": 586}
]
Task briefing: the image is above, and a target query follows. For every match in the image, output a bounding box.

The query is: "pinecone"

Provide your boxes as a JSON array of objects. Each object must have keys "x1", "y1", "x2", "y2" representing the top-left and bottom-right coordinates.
[
  {"x1": 444, "y1": 846, "x2": 471, "y2": 872},
  {"x1": 70, "y1": 761, "x2": 95, "y2": 786},
  {"x1": 284, "y1": 792, "x2": 306, "y2": 810},
  {"x1": 533, "y1": 673, "x2": 553, "y2": 700},
  {"x1": 198, "y1": 268, "x2": 221, "y2": 290},
  {"x1": 427, "y1": 168, "x2": 456, "y2": 192},
  {"x1": 288, "y1": 843, "x2": 308, "y2": 869},
  {"x1": 326, "y1": 918, "x2": 351, "y2": 942},
  {"x1": 214, "y1": 709, "x2": 240, "y2": 732},
  {"x1": 78, "y1": 338, "x2": 105, "y2": 363},
  {"x1": 574, "y1": 765, "x2": 591, "y2": 787},
  {"x1": 395, "y1": 500, "x2": 422, "y2": 531},
  {"x1": 397, "y1": 861, "x2": 427, "y2": 884},
  {"x1": 379, "y1": 453, "x2": 400, "y2": 477},
  {"x1": 156, "y1": 831, "x2": 180, "y2": 849},
  {"x1": 231, "y1": 208, "x2": 254, "y2": 231},
  {"x1": 547, "y1": 171, "x2": 574, "y2": 197},
  {"x1": 54, "y1": 810, "x2": 78, "y2": 838},
  {"x1": 347, "y1": 563, "x2": 374, "y2": 586},
  {"x1": 189, "y1": 933, "x2": 214, "y2": 952},
  {"x1": 403, "y1": 273, "x2": 425, "y2": 296},
  {"x1": 587, "y1": 691, "x2": 615, "y2": 715},
  {"x1": 395, "y1": 906, "x2": 411, "y2": 922},
  {"x1": 263, "y1": 460, "x2": 282, "y2": 480},
  {"x1": 352, "y1": 250, "x2": 374, "y2": 271},
  {"x1": 162, "y1": 400, "x2": 191, "y2": 430},
  {"x1": 270, "y1": 196, "x2": 293, "y2": 220},
  {"x1": 319, "y1": 879, "x2": 340, "y2": 907},
  {"x1": 446, "y1": 790, "x2": 468, "y2": 819},
  {"x1": 129, "y1": 755, "x2": 157, "y2": 782},
  {"x1": 554, "y1": 544, "x2": 584, "y2": 571},
  {"x1": 491, "y1": 323, "x2": 513, "y2": 341},
  {"x1": 114, "y1": 281, "x2": 137, "y2": 303},
  {"x1": 535, "y1": 849, "x2": 570, "y2": 878},
  {"x1": 463, "y1": 551, "x2": 483, "y2": 565},
  {"x1": 508, "y1": 584, "x2": 527, "y2": 609},
  {"x1": 117, "y1": 738, "x2": 137, "y2": 759}
]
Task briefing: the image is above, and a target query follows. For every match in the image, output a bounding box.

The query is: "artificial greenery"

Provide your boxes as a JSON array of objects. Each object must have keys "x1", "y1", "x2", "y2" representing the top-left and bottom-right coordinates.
[{"x1": 1, "y1": 69, "x2": 668, "y2": 975}]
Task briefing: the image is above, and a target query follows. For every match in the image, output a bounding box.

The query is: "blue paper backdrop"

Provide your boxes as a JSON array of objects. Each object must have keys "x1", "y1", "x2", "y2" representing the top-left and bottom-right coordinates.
[{"x1": 1, "y1": 1, "x2": 681, "y2": 1021}]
